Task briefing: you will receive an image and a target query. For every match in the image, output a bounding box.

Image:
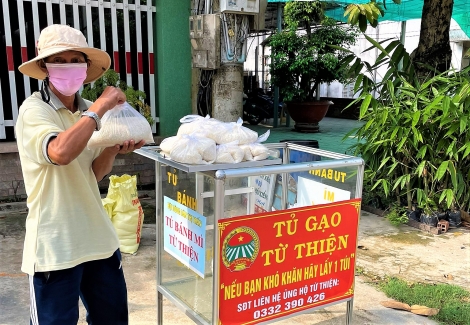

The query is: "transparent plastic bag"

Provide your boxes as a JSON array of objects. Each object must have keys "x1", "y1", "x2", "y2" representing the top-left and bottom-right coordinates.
[
  {"x1": 240, "y1": 143, "x2": 270, "y2": 161},
  {"x1": 159, "y1": 135, "x2": 180, "y2": 153},
  {"x1": 240, "y1": 130, "x2": 271, "y2": 161},
  {"x1": 169, "y1": 134, "x2": 216, "y2": 164},
  {"x1": 177, "y1": 115, "x2": 228, "y2": 143},
  {"x1": 215, "y1": 141, "x2": 244, "y2": 164},
  {"x1": 218, "y1": 118, "x2": 258, "y2": 145},
  {"x1": 88, "y1": 102, "x2": 154, "y2": 148}
]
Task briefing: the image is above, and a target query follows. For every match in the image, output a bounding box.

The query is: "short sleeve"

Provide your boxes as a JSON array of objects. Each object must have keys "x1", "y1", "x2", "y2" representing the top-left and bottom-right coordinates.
[{"x1": 16, "y1": 99, "x2": 64, "y2": 165}]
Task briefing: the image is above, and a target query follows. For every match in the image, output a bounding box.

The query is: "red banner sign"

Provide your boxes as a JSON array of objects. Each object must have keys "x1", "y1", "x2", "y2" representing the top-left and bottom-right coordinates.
[{"x1": 218, "y1": 199, "x2": 361, "y2": 325}]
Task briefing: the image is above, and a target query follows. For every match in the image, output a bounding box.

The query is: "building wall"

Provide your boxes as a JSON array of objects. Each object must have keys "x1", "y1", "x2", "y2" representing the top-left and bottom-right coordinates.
[
  {"x1": 155, "y1": 0, "x2": 192, "y2": 137},
  {"x1": 0, "y1": 152, "x2": 25, "y2": 200},
  {"x1": 245, "y1": 19, "x2": 467, "y2": 98}
]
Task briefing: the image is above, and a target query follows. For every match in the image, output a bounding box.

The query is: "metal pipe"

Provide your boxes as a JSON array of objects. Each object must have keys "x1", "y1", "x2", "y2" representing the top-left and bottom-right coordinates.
[
  {"x1": 215, "y1": 157, "x2": 365, "y2": 179},
  {"x1": 255, "y1": 44, "x2": 259, "y2": 89},
  {"x1": 373, "y1": 24, "x2": 379, "y2": 97},
  {"x1": 400, "y1": 21, "x2": 407, "y2": 45},
  {"x1": 346, "y1": 298, "x2": 354, "y2": 324},
  {"x1": 291, "y1": 146, "x2": 349, "y2": 159},
  {"x1": 158, "y1": 286, "x2": 208, "y2": 324},
  {"x1": 346, "y1": 163, "x2": 365, "y2": 325},
  {"x1": 398, "y1": 21, "x2": 406, "y2": 71},
  {"x1": 284, "y1": 143, "x2": 355, "y2": 159},
  {"x1": 196, "y1": 173, "x2": 204, "y2": 214},
  {"x1": 356, "y1": 164, "x2": 365, "y2": 200},
  {"x1": 212, "y1": 177, "x2": 225, "y2": 324},
  {"x1": 281, "y1": 146, "x2": 289, "y2": 209},
  {"x1": 248, "y1": 176, "x2": 255, "y2": 214},
  {"x1": 155, "y1": 161, "x2": 163, "y2": 324},
  {"x1": 261, "y1": 42, "x2": 265, "y2": 90},
  {"x1": 273, "y1": 2, "x2": 282, "y2": 127}
]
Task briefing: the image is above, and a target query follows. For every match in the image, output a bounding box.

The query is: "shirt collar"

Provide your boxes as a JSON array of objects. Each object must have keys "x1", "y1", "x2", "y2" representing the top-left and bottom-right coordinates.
[{"x1": 47, "y1": 87, "x2": 88, "y2": 113}]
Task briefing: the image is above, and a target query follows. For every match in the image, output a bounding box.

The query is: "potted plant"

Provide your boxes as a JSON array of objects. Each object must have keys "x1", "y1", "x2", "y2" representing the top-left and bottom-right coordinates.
[{"x1": 268, "y1": 1, "x2": 358, "y2": 132}]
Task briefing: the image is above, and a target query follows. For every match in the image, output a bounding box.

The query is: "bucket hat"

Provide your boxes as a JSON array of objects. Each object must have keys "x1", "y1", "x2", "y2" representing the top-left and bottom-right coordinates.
[{"x1": 18, "y1": 24, "x2": 111, "y2": 84}]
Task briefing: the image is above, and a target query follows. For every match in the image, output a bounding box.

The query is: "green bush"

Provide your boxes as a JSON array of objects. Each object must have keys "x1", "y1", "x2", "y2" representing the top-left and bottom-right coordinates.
[
  {"x1": 341, "y1": 35, "x2": 470, "y2": 214},
  {"x1": 385, "y1": 205, "x2": 408, "y2": 226}
]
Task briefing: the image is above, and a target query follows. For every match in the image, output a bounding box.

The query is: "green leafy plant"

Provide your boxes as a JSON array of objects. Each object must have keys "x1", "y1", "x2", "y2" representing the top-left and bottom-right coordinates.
[
  {"x1": 344, "y1": 0, "x2": 401, "y2": 31},
  {"x1": 81, "y1": 69, "x2": 155, "y2": 126},
  {"x1": 268, "y1": 1, "x2": 358, "y2": 102},
  {"x1": 341, "y1": 35, "x2": 470, "y2": 214},
  {"x1": 385, "y1": 205, "x2": 408, "y2": 226}
]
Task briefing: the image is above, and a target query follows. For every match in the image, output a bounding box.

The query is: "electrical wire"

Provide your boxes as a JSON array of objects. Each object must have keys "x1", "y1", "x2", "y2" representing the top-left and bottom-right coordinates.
[
  {"x1": 197, "y1": 70, "x2": 214, "y2": 116},
  {"x1": 222, "y1": 13, "x2": 235, "y2": 61},
  {"x1": 221, "y1": 13, "x2": 249, "y2": 63},
  {"x1": 247, "y1": 36, "x2": 256, "y2": 53},
  {"x1": 197, "y1": 0, "x2": 202, "y2": 14}
]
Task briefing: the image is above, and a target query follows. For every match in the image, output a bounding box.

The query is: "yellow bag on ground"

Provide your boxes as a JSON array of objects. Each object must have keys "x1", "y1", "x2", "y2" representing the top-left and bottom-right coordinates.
[{"x1": 103, "y1": 174, "x2": 144, "y2": 254}]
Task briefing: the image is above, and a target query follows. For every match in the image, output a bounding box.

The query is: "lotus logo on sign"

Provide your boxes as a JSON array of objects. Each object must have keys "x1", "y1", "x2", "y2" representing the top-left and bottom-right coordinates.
[{"x1": 222, "y1": 227, "x2": 260, "y2": 272}]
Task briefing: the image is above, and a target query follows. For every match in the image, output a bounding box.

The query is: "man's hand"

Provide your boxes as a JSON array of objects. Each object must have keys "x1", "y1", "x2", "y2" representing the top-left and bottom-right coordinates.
[
  {"x1": 109, "y1": 140, "x2": 146, "y2": 155},
  {"x1": 92, "y1": 140, "x2": 146, "y2": 181},
  {"x1": 92, "y1": 86, "x2": 127, "y2": 116}
]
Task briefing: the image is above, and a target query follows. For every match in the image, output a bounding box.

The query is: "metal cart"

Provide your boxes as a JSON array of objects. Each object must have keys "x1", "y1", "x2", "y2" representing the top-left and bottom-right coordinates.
[{"x1": 135, "y1": 142, "x2": 364, "y2": 325}]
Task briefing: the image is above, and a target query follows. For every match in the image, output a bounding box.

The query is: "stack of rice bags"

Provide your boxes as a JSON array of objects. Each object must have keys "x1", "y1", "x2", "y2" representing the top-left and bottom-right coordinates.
[{"x1": 159, "y1": 115, "x2": 271, "y2": 165}]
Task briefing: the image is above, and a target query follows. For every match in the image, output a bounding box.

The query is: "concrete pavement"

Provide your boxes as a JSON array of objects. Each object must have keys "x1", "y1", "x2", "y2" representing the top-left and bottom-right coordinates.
[{"x1": 2, "y1": 199, "x2": 469, "y2": 325}]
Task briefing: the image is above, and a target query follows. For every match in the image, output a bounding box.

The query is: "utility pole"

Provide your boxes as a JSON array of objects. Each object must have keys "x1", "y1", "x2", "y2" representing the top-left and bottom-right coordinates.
[
  {"x1": 211, "y1": 8, "x2": 248, "y2": 122},
  {"x1": 189, "y1": 0, "x2": 266, "y2": 122},
  {"x1": 212, "y1": 63, "x2": 244, "y2": 122}
]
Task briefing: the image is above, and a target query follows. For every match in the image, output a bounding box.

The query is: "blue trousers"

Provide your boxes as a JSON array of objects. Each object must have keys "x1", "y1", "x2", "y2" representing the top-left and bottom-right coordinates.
[{"x1": 29, "y1": 250, "x2": 128, "y2": 325}]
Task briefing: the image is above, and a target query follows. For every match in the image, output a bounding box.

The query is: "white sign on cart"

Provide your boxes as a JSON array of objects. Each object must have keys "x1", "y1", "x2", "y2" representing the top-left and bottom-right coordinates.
[
  {"x1": 297, "y1": 176, "x2": 351, "y2": 207},
  {"x1": 163, "y1": 196, "x2": 207, "y2": 278}
]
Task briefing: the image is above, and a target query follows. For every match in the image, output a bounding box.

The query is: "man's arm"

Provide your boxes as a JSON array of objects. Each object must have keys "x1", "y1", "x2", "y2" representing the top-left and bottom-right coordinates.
[
  {"x1": 92, "y1": 140, "x2": 145, "y2": 181},
  {"x1": 47, "y1": 87, "x2": 126, "y2": 165}
]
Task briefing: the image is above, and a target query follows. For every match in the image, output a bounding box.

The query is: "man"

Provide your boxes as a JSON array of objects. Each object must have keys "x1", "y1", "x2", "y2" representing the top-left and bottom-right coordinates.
[{"x1": 16, "y1": 24, "x2": 144, "y2": 324}]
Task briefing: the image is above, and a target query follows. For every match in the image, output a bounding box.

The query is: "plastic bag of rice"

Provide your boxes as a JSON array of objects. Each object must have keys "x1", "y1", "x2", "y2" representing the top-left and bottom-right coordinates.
[
  {"x1": 215, "y1": 141, "x2": 244, "y2": 164},
  {"x1": 218, "y1": 118, "x2": 258, "y2": 145},
  {"x1": 240, "y1": 130, "x2": 271, "y2": 161},
  {"x1": 177, "y1": 115, "x2": 228, "y2": 143},
  {"x1": 169, "y1": 134, "x2": 216, "y2": 164},
  {"x1": 87, "y1": 102, "x2": 154, "y2": 148},
  {"x1": 240, "y1": 143, "x2": 270, "y2": 161},
  {"x1": 159, "y1": 135, "x2": 180, "y2": 153}
]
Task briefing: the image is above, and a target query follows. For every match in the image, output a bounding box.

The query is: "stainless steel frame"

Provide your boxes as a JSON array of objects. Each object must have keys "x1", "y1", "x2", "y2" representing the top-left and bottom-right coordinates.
[{"x1": 135, "y1": 142, "x2": 364, "y2": 325}]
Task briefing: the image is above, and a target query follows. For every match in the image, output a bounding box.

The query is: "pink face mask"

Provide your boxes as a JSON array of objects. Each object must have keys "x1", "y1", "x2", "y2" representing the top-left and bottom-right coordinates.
[{"x1": 45, "y1": 63, "x2": 88, "y2": 96}]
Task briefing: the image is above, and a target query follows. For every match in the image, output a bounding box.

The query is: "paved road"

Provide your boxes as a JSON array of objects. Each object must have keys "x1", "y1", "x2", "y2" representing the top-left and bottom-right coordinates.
[{"x1": 4, "y1": 205, "x2": 468, "y2": 324}]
